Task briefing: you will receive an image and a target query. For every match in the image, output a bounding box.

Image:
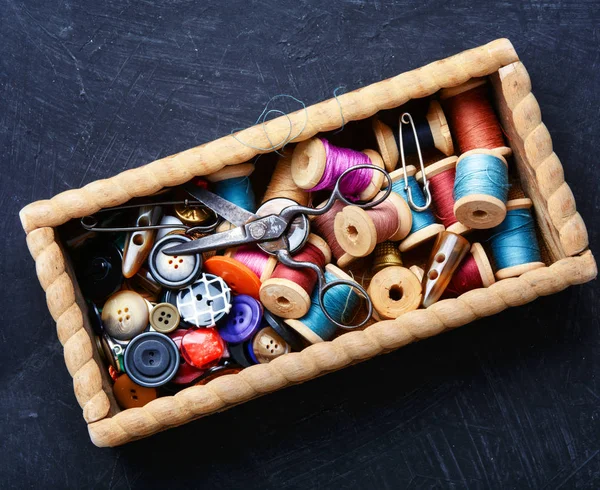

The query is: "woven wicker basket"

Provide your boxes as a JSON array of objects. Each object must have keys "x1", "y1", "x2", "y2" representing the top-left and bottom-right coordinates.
[{"x1": 20, "y1": 38, "x2": 596, "y2": 447}]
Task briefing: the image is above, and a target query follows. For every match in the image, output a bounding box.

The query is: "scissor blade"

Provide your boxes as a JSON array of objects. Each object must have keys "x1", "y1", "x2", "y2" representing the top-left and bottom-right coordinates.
[
  {"x1": 185, "y1": 184, "x2": 256, "y2": 227},
  {"x1": 162, "y1": 226, "x2": 250, "y2": 255}
]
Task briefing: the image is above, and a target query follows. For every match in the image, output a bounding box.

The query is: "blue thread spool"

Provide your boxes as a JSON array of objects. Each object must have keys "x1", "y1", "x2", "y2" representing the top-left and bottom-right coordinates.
[
  {"x1": 206, "y1": 163, "x2": 256, "y2": 213},
  {"x1": 488, "y1": 198, "x2": 545, "y2": 279},
  {"x1": 285, "y1": 265, "x2": 361, "y2": 344},
  {"x1": 372, "y1": 101, "x2": 454, "y2": 171},
  {"x1": 387, "y1": 165, "x2": 445, "y2": 252},
  {"x1": 453, "y1": 150, "x2": 509, "y2": 229}
]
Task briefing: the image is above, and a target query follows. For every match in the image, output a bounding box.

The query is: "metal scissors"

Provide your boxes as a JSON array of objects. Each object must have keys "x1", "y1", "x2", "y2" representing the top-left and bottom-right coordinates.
[{"x1": 165, "y1": 165, "x2": 393, "y2": 330}]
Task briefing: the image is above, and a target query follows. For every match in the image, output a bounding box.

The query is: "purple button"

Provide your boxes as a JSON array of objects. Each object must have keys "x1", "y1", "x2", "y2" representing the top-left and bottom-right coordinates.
[{"x1": 218, "y1": 295, "x2": 263, "y2": 344}]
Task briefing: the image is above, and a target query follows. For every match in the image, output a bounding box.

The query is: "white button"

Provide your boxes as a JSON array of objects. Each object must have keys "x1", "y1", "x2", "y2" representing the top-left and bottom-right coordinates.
[{"x1": 149, "y1": 235, "x2": 202, "y2": 288}]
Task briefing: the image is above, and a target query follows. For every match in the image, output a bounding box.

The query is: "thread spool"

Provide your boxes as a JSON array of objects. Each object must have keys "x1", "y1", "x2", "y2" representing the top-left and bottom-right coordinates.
[
  {"x1": 312, "y1": 199, "x2": 359, "y2": 268},
  {"x1": 415, "y1": 156, "x2": 470, "y2": 235},
  {"x1": 263, "y1": 150, "x2": 310, "y2": 206},
  {"x1": 385, "y1": 166, "x2": 445, "y2": 252},
  {"x1": 440, "y1": 78, "x2": 511, "y2": 157},
  {"x1": 285, "y1": 264, "x2": 362, "y2": 344},
  {"x1": 259, "y1": 234, "x2": 331, "y2": 319},
  {"x1": 372, "y1": 100, "x2": 454, "y2": 171},
  {"x1": 489, "y1": 198, "x2": 545, "y2": 280},
  {"x1": 333, "y1": 191, "x2": 412, "y2": 257},
  {"x1": 225, "y1": 245, "x2": 277, "y2": 282},
  {"x1": 206, "y1": 163, "x2": 256, "y2": 212},
  {"x1": 453, "y1": 149, "x2": 509, "y2": 229},
  {"x1": 372, "y1": 241, "x2": 403, "y2": 274},
  {"x1": 444, "y1": 243, "x2": 495, "y2": 297},
  {"x1": 367, "y1": 266, "x2": 422, "y2": 320},
  {"x1": 291, "y1": 137, "x2": 385, "y2": 201}
]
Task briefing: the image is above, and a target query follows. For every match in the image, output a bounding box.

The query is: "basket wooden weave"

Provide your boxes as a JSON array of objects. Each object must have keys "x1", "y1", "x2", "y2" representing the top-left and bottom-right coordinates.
[{"x1": 20, "y1": 39, "x2": 596, "y2": 447}]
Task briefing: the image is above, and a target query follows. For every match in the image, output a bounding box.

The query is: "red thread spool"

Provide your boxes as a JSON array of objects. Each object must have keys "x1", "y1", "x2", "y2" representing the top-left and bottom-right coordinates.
[
  {"x1": 440, "y1": 78, "x2": 511, "y2": 158},
  {"x1": 259, "y1": 235, "x2": 331, "y2": 319},
  {"x1": 416, "y1": 156, "x2": 470, "y2": 235},
  {"x1": 334, "y1": 192, "x2": 412, "y2": 258},
  {"x1": 312, "y1": 200, "x2": 358, "y2": 268},
  {"x1": 444, "y1": 243, "x2": 495, "y2": 297}
]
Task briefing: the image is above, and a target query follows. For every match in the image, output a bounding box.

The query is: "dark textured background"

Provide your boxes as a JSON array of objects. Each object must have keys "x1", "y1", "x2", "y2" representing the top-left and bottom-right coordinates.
[{"x1": 1, "y1": 1, "x2": 599, "y2": 488}]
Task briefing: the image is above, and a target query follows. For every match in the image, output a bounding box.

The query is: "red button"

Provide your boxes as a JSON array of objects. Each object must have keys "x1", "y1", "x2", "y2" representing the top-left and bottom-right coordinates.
[
  {"x1": 169, "y1": 329, "x2": 206, "y2": 385},
  {"x1": 181, "y1": 328, "x2": 225, "y2": 369}
]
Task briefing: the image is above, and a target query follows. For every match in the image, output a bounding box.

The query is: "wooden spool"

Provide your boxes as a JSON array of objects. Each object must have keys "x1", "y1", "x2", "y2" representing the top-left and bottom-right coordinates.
[
  {"x1": 259, "y1": 234, "x2": 332, "y2": 319},
  {"x1": 439, "y1": 78, "x2": 512, "y2": 158},
  {"x1": 469, "y1": 242, "x2": 496, "y2": 287},
  {"x1": 494, "y1": 198, "x2": 545, "y2": 280},
  {"x1": 385, "y1": 166, "x2": 445, "y2": 252},
  {"x1": 262, "y1": 151, "x2": 309, "y2": 206},
  {"x1": 312, "y1": 199, "x2": 360, "y2": 269},
  {"x1": 290, "y1": 138, "x2": 385, "y2": 201},
  {"x1": 415, "y1": 156, "x2": 470, "y2": 235},
  {"x1": 372, "y1": 100, "x2": 454, "y2": 171},
  {"x1": 333, "y1": 192, "x2": 412, "y2": 257},
  {"x1": 453, "y1": 149, "x2": 509, "y2": 230},
  {"x1": 224, "y1": 247, "x2": 277, "y2": 282},
  {"x1": 285, "y1": 264, "x2": 360, "y2": 344},
  {"x1": 367, "y1": 266, "x2": 422, "y2": 320}
]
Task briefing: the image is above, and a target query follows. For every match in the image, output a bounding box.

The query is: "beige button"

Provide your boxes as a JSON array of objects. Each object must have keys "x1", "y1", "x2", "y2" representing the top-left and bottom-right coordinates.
[
  {"x1": 101, "y1": 290, "x2": 149, "y2": 341},
  {"x1": 149, "y1": 303, "x2": 180, "y2": 333},
  {"x1": 252, "y1": 327, "x2": 290, "y2": 364}
]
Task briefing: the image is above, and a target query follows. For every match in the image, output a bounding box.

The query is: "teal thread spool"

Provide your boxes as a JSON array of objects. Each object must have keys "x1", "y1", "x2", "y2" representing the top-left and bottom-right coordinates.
[
  {"x1": 387, "y1": 165, "x2": 444, "y2": 252},
  {"x1": 488, "y1": 198, "x2": 545, "y2": 279},
  {"x1": 206, "y1": 163, "x2": 256, "y2": 213},
  {"x1": 285, "y1": 265, "x2": 362, "y2": 344},
  {"x1": 453, "y1": 150, "x2": 509, "y2": 229}
]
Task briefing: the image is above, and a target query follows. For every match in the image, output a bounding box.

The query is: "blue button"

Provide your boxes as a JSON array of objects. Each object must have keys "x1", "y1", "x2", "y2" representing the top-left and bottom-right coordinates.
[
  {"x1": 124, "y1": 332, "x2": 179, "y2": 387},
  {"x1": 218, "y1": 295, "x2": 263, "y2": 344}
]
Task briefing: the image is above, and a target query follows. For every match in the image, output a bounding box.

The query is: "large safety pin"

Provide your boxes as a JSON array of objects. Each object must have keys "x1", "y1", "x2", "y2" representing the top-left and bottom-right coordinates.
[{"x1": 398, "y1": 112, "x2": 432, "y2": 212}]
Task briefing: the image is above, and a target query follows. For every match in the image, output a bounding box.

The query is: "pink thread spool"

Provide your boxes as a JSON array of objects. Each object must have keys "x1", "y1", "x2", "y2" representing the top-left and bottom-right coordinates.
[
  {"x1": 260, "y1": 234, "x2": 332, "y2": 319},
  {"x1": 333, "y1": 191, "x2": 412, "y2": 258},
  {"x1": 291, "y1": 137, "x2": 385, "y2": 201},
  {"x1": 225, "y1": 245, "x2": 277, "y2": 282},
  {"x1": 311, "y1": 199, "x2": 359, "y2": 268}
]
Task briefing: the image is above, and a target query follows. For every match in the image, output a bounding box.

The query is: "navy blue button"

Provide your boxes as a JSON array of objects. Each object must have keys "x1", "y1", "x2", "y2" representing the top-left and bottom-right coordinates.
[
  {"x1": 86, "y1": 299, "x2": 104, "y2": 336},
  {"x1": 228, "y1": 342, "x2": 255, "y2": 368},
  {"x1": 218, "y1": 295, "x2": 263, "y2": 344},
  {"x1": 76, "y1": 242, "x2": 123, "y2": 303},
  {"x1": 263, "y1": 310, "x2": 306, "y2": 352},
  {"x1": 124, "y1": 332, "x2": 179, "y2": 387}
]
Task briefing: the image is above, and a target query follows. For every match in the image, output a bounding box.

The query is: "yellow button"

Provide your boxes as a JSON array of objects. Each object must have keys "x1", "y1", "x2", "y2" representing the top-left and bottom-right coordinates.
[
  {"x1": 251, "y1": 327, "x2": 290, "y2": 364},
  {"x1": 113, "y1": 374, "x2": 157, "y2": 409},
  {"x1": 175, "y1": 202, "x2": 214, "y2": 226},
  {"x1": 101, "y1": 290, "x2": 149, "y2": 341},
  {"x1": 149, "y1": 303, "x2": 180, "y2": 333}
]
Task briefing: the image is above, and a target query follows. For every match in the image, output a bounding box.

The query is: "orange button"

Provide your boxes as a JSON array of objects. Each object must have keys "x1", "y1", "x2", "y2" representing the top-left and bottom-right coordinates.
[
  {"x1": 113, "y1": 374, "x2": 158, "y2": 409},
  {"x1": 203, "y1": 256, "x2": 261, "y2": 299}
]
